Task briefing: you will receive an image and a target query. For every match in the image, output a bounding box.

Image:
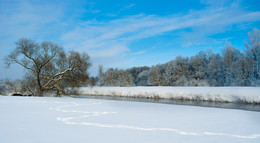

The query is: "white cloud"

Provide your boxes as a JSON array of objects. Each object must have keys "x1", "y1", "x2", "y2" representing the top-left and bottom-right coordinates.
[
  {"x1": 132, "y1": 51, "x2": 146, "y2": 55},
  {"x1": 61, "y1": 5, "x2": 260, "y2": 53},
  {"x1": 200, "y1": 0, "x2": 240, "y2": 7},
  {"x1": 91, "y1": 45, "x2": 130, "y2": 58},
  {"x1": 124, "y1": 3, "x2": 135, "y2": 9}
]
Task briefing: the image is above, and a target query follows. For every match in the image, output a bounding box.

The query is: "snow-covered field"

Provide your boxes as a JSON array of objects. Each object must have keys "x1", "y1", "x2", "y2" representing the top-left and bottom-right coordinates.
[
  {"x1": 0, "y1": 96, "x2": 260, "y2": 143},
  {"x1": 80, "y1": 86, "x2": 260, "y2": 104}
]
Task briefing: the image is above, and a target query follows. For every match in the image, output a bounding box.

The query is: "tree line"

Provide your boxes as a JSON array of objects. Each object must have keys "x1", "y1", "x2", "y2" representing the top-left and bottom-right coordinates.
[
  {"x1": 97, "y1": 28, "x2": 260, "y2": 87},
  {"x1": 0, "y1": 28, "x2": 259, "y2": 96}
]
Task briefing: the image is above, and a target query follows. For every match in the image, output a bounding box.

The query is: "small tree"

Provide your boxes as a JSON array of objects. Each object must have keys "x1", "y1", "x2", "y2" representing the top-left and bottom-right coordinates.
[{"x1": 5, "y1": 38, "x2": 91, "y2": 96}]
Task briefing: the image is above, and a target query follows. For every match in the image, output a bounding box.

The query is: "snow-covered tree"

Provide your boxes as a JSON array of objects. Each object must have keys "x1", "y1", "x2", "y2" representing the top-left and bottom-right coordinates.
[
  {"x1": 156, "y1": 64, "x2": 167, "y2": 86},
  {"x1": 165, "y1": 60, "x2": 177, "y2": 86},
  {"x1": 103, "y1": 69, "x2": 135, "y2": 86},
  {"x1": 207, "y1": 53, "x2": 225, "y2": 86},
  {"x1": 159, "y1": 74, "x2": 167, "y2": 86},
  {"x1": 97, "y1": 65, "x2": 105, "y2": 86},
  {"x1": 103, "y1": 69, "x2": 117, "y2": 86},
  {"x1": 188, "y1": 78, "x2": 209, "y2": 86},
  {"x1": 233, "y1": 54, "x2": 253, "y2": 86},
  {"x1": 189, "y1": 51, "x2": 208, "y2": 80},
  {"x1": 147, "y1": 66, "x2": 160, "y2": 86},
  {"x1": 136, "y1": 70, "x2": 149, "y2": 86},
  {"x1": 165, "y1": 56, "x2": 189, "y2": 86},
  {"x1": 129, "y1": 66, "x2": 150, "y2": 85},
  {"x1": 222, "y1": 42, "x2": 240, "y2": 86},
  {"x1": 116, "y1": 70, "x2": 135, "y2": 86},
  {"x1": 245, "y1": 28, "x2": 260, "y2": 81}
]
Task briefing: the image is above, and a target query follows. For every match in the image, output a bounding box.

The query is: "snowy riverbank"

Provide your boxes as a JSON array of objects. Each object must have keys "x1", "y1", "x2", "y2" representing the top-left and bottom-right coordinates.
[{"x1": 80, "y1": 86, "x2": 260, "y2": 104}]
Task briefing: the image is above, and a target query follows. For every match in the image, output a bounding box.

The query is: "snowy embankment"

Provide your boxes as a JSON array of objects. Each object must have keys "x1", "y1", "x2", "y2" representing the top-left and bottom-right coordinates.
[{"x1": 80, "y1": 86, "x2": 260, "y2": 104}]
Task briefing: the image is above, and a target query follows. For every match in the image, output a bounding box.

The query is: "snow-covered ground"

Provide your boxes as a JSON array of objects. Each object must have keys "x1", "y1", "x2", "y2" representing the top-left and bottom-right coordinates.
[
  {"x1": 80, "y1": 86, "x2": 260, "y2": 104},
  {"x1": 0, "y1": 96, "x2": 260, "y2": 143}
]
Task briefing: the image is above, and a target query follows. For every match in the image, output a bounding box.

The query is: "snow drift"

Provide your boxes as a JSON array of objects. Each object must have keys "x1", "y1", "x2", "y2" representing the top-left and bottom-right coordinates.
[{"x1": 80, "y1": 86, "x2": 260, "y2": 104}]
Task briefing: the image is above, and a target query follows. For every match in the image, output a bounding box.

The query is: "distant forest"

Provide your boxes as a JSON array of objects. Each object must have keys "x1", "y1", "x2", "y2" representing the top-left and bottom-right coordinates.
[{"x1": 97, "y1": 28, "x2": 260, "y2": 87}]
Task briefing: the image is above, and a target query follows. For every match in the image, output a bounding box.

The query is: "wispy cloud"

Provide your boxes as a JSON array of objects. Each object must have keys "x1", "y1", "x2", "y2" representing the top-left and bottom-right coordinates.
[
  {"x1": 59, "y1": 2, "x2": 260, "y2": 75},
  {"x1": 132, "y1": 51, "x2": 146, "y2": 55},
  {"x1": 200, "y1": 0, "x2": 241, "y2": 7},
  {"x1": 124, "y1": 3, "x2": 135, "y2": 9},
  {"x1": 66, "y1": 8, "x2": 260, "y2": 43}
]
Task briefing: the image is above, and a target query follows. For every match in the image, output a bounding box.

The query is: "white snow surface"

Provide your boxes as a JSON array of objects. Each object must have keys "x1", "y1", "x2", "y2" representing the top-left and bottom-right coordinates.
[
  {"x1": 0, "y1": 96, "x2": 260, "y2": 143},
  {"x1": 80, "y1": 86, "x2": 260, "y2": 104}
]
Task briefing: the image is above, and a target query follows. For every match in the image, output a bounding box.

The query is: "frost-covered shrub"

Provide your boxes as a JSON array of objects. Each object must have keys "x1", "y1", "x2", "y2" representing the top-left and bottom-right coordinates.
[
  {"x1": 0, "y1": 80, "x2": 7, "y2": 95},
  {"x1": 0, "y1": 79, "x2": 34, "y2": 96}
]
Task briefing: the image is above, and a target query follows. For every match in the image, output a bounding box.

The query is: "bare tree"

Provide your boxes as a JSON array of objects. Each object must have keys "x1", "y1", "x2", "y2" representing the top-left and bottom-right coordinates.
[{"x1": 5, "y1": 38, "x2": 91, "y2": 96}]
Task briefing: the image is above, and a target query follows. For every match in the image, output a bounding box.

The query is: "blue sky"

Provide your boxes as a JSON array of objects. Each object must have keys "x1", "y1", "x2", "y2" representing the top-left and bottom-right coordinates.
[{"x1": 0, "y1": 0, "x2": 260, "y2": 79}]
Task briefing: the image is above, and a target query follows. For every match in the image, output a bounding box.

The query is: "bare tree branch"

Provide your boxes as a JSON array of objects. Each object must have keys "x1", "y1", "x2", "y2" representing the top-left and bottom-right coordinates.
[{"x1": 12, "y1": 58, "x2": 36, "y2": 72}]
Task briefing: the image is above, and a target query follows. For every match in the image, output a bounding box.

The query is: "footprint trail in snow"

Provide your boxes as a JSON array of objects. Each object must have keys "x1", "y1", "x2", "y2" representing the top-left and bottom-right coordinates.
[{"x1": 52, "y1": 100, "x2": 260, "y2": 139}]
